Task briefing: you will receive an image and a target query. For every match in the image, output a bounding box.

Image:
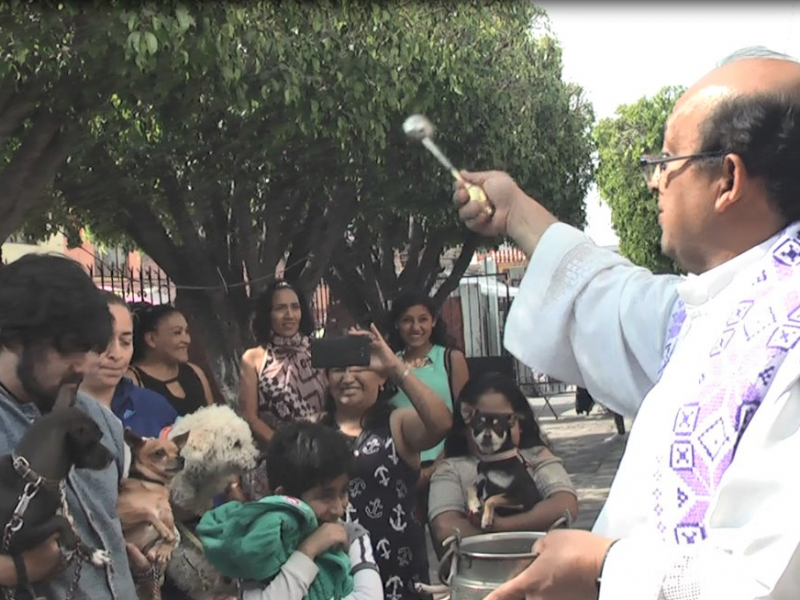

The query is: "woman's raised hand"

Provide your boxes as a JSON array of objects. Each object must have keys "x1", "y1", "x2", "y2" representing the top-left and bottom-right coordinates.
[{"x1": 347, "y1": 324, "x2": 404, "y2": 379}]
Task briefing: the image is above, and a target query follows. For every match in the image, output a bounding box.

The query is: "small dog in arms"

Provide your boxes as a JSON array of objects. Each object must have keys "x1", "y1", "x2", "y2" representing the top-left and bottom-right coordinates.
[
  {"x1": 461, "y1": 403, "x2": 542, "y2": 530},
  {"x1": 0, "y1": 383, "x2": 114, "y2": 599},
  {"x1": 118, "y1": 428, "x2": 189, "y2": 599}
]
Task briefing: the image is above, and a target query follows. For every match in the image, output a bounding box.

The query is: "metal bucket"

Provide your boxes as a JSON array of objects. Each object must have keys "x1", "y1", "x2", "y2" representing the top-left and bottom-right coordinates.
[{"x1": 437, "y1": 530, "x2": 545, "y2": 600}]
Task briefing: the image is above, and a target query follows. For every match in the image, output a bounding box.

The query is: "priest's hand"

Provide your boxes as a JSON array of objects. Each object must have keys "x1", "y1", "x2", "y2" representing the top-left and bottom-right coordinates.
[
  {"x1": 453, "y1": 170, "x2": 558, "y2": 257},
  {"x1": 482, "y1": 530, "x2": 616, "y2": 600}
]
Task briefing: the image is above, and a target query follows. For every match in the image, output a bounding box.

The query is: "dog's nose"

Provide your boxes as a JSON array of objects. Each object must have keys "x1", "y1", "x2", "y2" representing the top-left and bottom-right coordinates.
[{"x1": 176, "y1": 456, "x2": 185, "y2": 468}]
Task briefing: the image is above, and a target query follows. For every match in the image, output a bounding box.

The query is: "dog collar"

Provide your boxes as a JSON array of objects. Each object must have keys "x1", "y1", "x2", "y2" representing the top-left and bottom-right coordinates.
[
  {"x1": 11, "y1": 454, "x2": 61, "y2": 490},
  {"x1": 127, "y1": 469, "x2": 167, "y2": 486},
  {"x1": 475, "y1": 448, "x2": 522, "y2": 463}
]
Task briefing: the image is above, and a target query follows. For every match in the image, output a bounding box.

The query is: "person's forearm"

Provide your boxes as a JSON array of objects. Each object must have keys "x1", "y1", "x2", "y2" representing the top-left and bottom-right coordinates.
[
  {"x1": 432, "y1": 517, "x2": 481, "y2": 557},
  {"x1": 390, "y1": 362, "x2": 452, "y2": 444},
  {"x1": 492, "y1": 495, "x2": 577, "y2": 533},
  {"x1": 246, "y1": 416, "x2": 274, "y2": 447},
  {"x1": 346, "y1": 567, "x2": 383, "y2": 600},
  {"x1": 505, "y1": 195, "x2": 559, "y2": 258},
  {"x1": 243, "y1": 552, "x2": 318, "y2": 600}
]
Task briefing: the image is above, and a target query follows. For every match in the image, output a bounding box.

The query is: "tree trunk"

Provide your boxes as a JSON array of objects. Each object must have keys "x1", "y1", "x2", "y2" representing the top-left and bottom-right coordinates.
[{"x1": 175, "y1": 286, "x2": 251, "y2": 407}]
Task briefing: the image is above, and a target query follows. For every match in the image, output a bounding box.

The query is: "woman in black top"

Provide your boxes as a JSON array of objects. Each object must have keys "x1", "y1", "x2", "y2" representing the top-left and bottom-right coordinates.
[{"x1": 127, "y1": 303, "x2": 214, "y2": 416}]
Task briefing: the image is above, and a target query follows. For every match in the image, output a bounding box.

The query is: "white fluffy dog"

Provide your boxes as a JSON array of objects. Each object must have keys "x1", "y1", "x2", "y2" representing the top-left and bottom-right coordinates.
[
  {"x1": 164, "y1": 404, "x2": 259, "y2": 597},
  {"x1": 167, "y1": 404, "x2": 258, "y2": 514}
]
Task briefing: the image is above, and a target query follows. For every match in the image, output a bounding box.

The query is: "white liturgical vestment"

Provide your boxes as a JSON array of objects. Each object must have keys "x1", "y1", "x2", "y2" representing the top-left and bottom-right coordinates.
[{"x1": 504, "y1": 223, "x2": 800, "y2": 600}]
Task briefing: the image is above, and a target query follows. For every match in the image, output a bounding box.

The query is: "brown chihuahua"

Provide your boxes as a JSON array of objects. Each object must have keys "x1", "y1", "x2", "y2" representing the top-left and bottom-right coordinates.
[{"x1": 118, "y1": 428, "x2": 190, "y2": 599}]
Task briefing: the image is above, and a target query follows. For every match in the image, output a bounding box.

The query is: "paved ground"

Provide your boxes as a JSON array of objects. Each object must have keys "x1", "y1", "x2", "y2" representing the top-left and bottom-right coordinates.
[
  {"x1": 425, "y1": 392, "x2": 629, "y2": 582},
  {"x1": 530, "y1": 393, "x2": 629, "y2": 530}
]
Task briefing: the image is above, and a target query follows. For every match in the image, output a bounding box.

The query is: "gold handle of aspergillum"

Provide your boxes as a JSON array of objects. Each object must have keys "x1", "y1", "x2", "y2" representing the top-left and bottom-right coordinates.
[{"x1": 449, "y1": 168, "x2": 494, "y2": 216}]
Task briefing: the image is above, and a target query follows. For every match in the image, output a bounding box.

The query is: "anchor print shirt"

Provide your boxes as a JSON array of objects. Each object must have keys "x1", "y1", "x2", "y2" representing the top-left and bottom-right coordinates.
[{"x1": 344, "y1": 417, "x2": 430, "y2": 600}]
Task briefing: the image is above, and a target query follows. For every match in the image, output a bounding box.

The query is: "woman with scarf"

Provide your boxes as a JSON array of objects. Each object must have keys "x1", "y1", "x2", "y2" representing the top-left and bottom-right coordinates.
[{"x1": 238, "y1": 280, "x2": 327, "y2": 499}]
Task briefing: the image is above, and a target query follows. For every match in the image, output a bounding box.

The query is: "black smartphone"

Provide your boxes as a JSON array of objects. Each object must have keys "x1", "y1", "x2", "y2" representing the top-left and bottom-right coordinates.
[{"x1": 310, "y1": 336, "x2": 371, "y2": 369}]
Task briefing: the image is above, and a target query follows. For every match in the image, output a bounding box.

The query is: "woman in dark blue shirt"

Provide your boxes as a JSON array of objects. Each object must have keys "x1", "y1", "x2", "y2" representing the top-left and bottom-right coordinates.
[{"x1": 82, "y1": 292, "x2": 178, "y2": 437}]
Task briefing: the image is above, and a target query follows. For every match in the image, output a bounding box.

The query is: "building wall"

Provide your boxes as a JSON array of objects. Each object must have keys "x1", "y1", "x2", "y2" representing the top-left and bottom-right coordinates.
[{"x1": 1, "y1": 233, "x2": 68, "y2": 263}]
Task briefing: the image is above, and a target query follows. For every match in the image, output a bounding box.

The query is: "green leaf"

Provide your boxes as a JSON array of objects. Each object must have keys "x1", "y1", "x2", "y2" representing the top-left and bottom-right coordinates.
[
  {"x1": 144, "y1": 31, "x2": 158, "y2": 54},
  {"x1": 175, "y1": 5, "x2": 195, "y2": 31}
]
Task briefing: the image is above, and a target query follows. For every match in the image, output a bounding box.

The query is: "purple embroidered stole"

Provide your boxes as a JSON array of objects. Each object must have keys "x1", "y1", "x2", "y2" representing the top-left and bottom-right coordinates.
[{"x1": 654, "y1": 223, "x2": 800, "y2": 546}]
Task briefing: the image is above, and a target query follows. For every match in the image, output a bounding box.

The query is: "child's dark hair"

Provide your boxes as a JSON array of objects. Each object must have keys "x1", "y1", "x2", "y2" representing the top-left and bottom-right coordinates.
[
  {"x1": 266, "y1": 421, "x2": 354, "y2": 497},
  {"x1": 251, "y1": 280, "x2": 316, "y2": 345},
  {"x1": 130, "y1": 302, "x2": 181, "y2": 363},
  {"x1": 444, "y1": 371, "x2": 547, "y2": 458},
  {"x1": 386, "y1": 290, "x2": 450, "y2": 351}
]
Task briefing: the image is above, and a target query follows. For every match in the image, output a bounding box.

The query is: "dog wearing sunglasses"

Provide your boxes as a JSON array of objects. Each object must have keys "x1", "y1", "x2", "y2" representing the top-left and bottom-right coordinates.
[{"x1": 462, "y1": 403, "x2": 542, "y2": 530}]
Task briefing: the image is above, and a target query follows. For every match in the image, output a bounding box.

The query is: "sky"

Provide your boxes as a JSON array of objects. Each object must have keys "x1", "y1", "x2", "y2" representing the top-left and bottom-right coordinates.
[{"x1": 537, "y1": 3, "x2": 800, "y2": 246}]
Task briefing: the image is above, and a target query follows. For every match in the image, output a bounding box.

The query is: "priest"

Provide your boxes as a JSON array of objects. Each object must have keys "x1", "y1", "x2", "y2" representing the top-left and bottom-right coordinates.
[{"x1": 455, "y1": 48, "x2": 800, "y2": 600}]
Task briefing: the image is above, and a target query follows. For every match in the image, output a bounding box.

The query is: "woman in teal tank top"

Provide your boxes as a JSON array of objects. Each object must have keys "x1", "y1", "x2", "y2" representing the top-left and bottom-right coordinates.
[{"x1": 387, "y1": 292, "x2": 469, "y2": 514}]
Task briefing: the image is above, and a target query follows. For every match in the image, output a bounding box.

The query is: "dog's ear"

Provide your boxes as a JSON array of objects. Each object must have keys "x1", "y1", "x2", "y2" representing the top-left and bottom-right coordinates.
[
  {"x1": 53, "y1": 383, "x2": 79, "y2": 412},
  {"x1": 171, "y1": 430, "x2": 190, "y2": 450},
  {"x1": 459, "y1": 402, "x2": 476, "y2": 424},
  {"x1": 123, "y1": 428, "x2": 145, "y2": 449}
]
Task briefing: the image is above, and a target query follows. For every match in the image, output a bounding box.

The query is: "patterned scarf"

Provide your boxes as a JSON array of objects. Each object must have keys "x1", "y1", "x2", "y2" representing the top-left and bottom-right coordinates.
[
  {"x1": 257, "y1": 333, "x2": 327, "y2": 427},
  {"x1": 654, "y1": 222, "x2": 800, "y2": 545}
]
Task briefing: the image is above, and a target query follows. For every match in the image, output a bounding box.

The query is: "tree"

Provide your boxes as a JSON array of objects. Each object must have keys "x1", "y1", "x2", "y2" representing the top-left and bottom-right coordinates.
[
  {"x1": 0, "y1": 2, "x2": 201, "y2": 243},
  {"x1": 7, "y1": 2, "x2": 593, "y2": 397},
  {"x1": 594, "y1": 86, "x2": 686, "y2": 274},
  {"x1": 323, "y1": 12, "x2": 596, "y2": 326}
]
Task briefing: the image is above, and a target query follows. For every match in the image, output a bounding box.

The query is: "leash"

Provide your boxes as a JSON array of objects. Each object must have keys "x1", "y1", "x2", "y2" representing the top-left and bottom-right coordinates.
[{"x1": 1, "y1": 456, "x2": 50, "y2": 600}]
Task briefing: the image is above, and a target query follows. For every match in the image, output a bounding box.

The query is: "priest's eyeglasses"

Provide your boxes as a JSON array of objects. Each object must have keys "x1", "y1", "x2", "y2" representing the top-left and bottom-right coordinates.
[{"x1": 639, "y1": 152, "x2": 725, "y2": 187}]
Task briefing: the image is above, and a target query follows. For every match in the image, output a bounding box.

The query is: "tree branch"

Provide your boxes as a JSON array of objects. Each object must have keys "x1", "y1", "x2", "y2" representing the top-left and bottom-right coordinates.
[
  {"x1": 230, "y1": 185, "x2": 264, "y2": 286},
  {"x1": 432, "y1": 234, "x2": 479, "y2": 306},
  {"x1": 297, "y1": 185, "x2": 359, "y2": 294},
  {"x1": 59, "y1": 145, "x2": 185, "y2": 278},
  {"x1": 0, "y1": 79, "x2": 48, "y2": 148},
  {"x1": 322, "y1": 268, "x2": 366, "y2": 329},
  {"x1": 0, "y1": 77, "x2": 16, "y2": 115},
  {"x1": 397, "y1": 217, "x2": 425, "y2": 290},
  {"x1": 157, "y1": 161, "x2": 205, "y2": 260},
  {"x1": 328, "y1": 247, "x2": 378, "y2": 326},
  {"x1": 413, "y1": 232, "x2": 446, "y2": 291},
  {"x1": 202, "y1": 190, "x2": 232, "y2": 272},
  {"x1": 0, "y1": 111, "x2": 61, "y2": 240},
  {"x1": 275, "y1": 188, "x2": 309, "y2": 252},
  {"x1": 378, "y1": 218, "x2": 398, "y2": 300}
]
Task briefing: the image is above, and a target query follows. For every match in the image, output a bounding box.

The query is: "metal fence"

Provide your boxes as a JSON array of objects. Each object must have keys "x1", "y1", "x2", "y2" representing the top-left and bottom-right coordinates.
[{"x1": 89, "y1": 263, "x2": 175, "y2": 305}]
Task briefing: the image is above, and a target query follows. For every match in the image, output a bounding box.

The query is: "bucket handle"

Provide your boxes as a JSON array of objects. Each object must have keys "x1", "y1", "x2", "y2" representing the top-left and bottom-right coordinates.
[{"x1": 436, "y1": 528, "x2": 462, "y2": 587}]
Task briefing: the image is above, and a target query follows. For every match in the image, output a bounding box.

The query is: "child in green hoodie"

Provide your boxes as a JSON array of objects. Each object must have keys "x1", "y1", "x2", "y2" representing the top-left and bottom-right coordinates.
[{"x1": 198, "y1": 421, "x2": 382, "y2": 600}]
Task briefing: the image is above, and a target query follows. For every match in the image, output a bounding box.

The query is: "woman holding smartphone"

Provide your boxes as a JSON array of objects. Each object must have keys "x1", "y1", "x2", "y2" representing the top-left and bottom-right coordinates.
[{"x1": 319, "y1": 325, "x2": 452, "y2": 600}]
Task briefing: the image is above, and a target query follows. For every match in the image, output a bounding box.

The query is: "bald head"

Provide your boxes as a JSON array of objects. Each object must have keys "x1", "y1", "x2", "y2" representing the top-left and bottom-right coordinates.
[
  {"x1": 667, "y1": 55, "x2": 800, "y2": 150},
  {"x1": 678, "y1": 56, "x2": 800, "y2": 114},
  {"x1": 700, "y1": 56, "x2": 800, "y2": 95}
]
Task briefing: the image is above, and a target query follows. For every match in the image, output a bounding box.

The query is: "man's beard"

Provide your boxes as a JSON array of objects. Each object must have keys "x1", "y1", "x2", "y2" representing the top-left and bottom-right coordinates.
[{"x1": 16, "y1": 345, "x2": 82, "y2": 413}]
